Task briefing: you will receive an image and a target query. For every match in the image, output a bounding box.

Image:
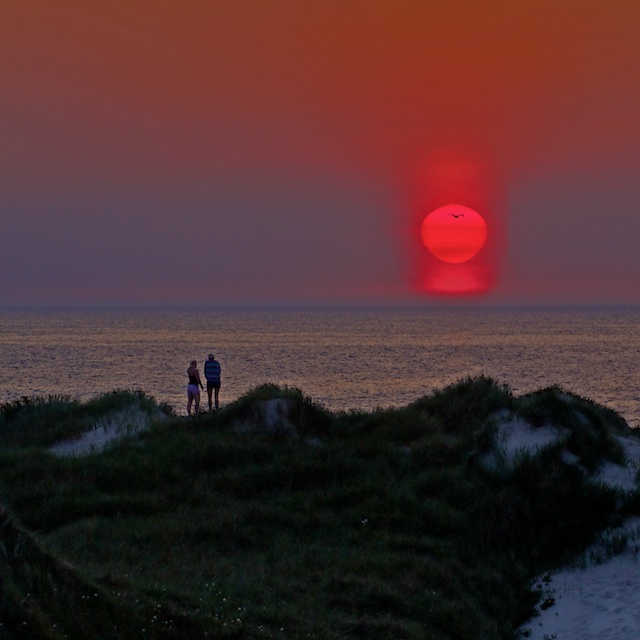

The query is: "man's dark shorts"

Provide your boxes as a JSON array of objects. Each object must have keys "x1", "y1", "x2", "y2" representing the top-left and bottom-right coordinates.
[{"x1": 207, "y1": 382, "x2": 221, "y2": 391}]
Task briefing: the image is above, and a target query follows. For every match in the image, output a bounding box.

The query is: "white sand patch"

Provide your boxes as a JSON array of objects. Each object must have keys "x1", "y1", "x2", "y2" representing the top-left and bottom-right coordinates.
[
  {"x1": 261, "y1": 398, "x2": 295, "y2": 432},
  {"x1": 480, "y1": 414, "x2": 568, "y2": 473},
  {"x1": 594, "y1": 462, "x2": 638, "y2": 493},
  {"x1": 519, "y1": 430, "x2": 640, "y2": 639},
  {"x1": 589, "y1": 436, "x2": 640, "y2": 492},
  {"x1": 234, "y1": 399, "x2": 298, "y2": 435},
  {"x1": 521, "y1": 519, "x2": 640, "y2": 640},
  {"x1": 50, "y1": 406, "x2": 160, "y2": 456},
  {"x1": 498, "y1": 418, "x2": 567, "y2": 461},
  {"x1": 560, "y1": 449, "x2": 582, "y2": 467}
]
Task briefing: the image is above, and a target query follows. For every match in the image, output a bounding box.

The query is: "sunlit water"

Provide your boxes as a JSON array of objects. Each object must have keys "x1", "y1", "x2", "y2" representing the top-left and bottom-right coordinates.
[{"x1": 0, "y1": 306, "x2": 638, "y2": 426}]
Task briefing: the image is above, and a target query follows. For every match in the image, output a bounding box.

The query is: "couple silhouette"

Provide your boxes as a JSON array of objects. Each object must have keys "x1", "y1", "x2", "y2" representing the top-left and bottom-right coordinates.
[{"x1": 187, "y1": 354, "x2": 221, "y2": 415}]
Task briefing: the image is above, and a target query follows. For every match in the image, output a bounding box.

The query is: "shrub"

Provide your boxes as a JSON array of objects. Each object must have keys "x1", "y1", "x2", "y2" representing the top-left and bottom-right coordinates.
[
  {"x1": 410, "y1": 376, "x2": 514, "y2": 434},
  {"x1": 0, "y1": 390, "x2": 167, "y2": 449},
  {"x1": 219, "y1": 383, "x2": 333, "y2": 439}
]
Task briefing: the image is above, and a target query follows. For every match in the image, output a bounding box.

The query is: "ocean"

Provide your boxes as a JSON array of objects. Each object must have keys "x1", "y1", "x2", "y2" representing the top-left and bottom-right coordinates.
[{"x1": 0, "y1": 306, "x2": 639, "y2": 427}]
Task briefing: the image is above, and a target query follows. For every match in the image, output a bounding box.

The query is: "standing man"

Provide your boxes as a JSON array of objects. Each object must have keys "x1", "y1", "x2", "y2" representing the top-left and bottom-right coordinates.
[{"x1": 204, "y1": 353, "x2": 222, "y2": 411}]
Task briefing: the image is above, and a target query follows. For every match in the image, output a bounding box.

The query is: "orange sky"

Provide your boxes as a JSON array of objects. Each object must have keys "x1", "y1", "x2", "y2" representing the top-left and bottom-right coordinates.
[{"x1": 2, "y1": 0, "x2": 640, "y2": 305}]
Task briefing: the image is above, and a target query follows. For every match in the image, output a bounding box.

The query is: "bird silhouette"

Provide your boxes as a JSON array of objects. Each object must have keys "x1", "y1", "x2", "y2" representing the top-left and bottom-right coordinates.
[{"x1": 448, "y1": 213, "x2": 464, "y2": 218}]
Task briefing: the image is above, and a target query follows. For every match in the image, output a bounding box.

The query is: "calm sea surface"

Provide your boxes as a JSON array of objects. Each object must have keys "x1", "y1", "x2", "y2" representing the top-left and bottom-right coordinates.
[{"x1": 0, "y1": 307, "x2": 638, "y2": 426}]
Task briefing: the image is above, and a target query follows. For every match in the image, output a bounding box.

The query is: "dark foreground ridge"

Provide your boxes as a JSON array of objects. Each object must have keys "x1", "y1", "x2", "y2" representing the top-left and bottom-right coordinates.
[{"x1": 1, "y1": 378, "x2": 639, "y2": 639}]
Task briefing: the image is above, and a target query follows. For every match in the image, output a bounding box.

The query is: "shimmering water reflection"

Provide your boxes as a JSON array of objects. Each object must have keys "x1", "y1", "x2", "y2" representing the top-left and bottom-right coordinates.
[{"x1": 0, "y1": 307, "x2": 638, "y2": 426}]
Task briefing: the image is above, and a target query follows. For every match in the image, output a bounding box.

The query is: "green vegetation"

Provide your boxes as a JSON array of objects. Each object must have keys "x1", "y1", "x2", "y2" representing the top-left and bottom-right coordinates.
[
  {"x1": 0, "y1": 377, "x2": 638, "y2": 639},
  {"x1": 0, "y1": 390, "x2": 171, "y2": 449}
]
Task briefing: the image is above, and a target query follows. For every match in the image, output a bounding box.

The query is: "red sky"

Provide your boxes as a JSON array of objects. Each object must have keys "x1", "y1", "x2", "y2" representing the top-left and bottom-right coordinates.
[{"x1": 2, "y1": 0, "x2": 640, "y2": 306}]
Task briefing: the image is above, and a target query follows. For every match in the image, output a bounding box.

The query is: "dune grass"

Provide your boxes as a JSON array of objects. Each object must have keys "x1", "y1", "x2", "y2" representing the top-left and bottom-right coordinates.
[
  {"x1": 0, "y1": 378, "x2": 638, "y2": 639},
  {"x1": 0, "y1": 390, "x2": 171, "y2": 449}
]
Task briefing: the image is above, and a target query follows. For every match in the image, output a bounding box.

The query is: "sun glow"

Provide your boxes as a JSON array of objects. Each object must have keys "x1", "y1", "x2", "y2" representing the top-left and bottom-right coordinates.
[{"x1": 421, "y1": 204, "x2": 487, "y2": 264}]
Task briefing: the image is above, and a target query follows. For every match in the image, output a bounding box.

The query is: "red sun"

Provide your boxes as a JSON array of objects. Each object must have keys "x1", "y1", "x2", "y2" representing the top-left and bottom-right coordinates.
[{"x1": 421, "y1": 204, "x2": 487, "y2": 264}]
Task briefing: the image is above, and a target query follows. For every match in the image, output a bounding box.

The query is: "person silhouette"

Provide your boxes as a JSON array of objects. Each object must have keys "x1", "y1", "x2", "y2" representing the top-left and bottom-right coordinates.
[
  {"x1": 204, "y1": 353, "x2": 221, "y2": 411},
  {"x1": 186, "y1": 359, "x2": 204, "y2": 415}
]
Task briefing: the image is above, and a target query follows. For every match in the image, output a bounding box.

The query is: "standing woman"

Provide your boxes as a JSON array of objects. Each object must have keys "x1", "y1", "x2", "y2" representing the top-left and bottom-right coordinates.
[{"x1": 187, "y1": 359, "x2": 204, "y2": 415}]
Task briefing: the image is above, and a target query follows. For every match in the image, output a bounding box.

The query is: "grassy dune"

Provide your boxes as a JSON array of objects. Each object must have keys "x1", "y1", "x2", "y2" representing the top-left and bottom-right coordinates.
[{"x1": 0, "y1": 378, "x2": 638, "y2": 639}]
